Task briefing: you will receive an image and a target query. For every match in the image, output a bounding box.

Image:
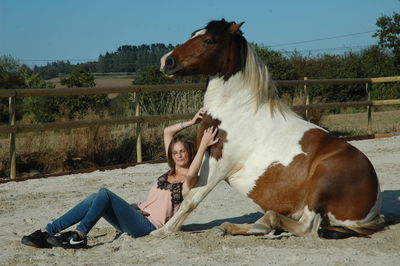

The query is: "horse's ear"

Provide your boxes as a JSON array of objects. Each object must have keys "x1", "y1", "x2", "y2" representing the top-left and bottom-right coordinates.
[{"x1": 228, "y1": 22, "x2": 245, "y2": 34}]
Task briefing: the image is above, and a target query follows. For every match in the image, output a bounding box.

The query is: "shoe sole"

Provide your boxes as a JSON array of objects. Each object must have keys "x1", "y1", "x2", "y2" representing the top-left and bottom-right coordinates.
[{"x1": 21, "y1": 236, "x2": 52, "y2": 249}]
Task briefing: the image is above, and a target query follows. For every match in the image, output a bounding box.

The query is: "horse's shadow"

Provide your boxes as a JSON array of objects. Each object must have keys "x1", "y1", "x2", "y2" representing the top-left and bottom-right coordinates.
[
  {"x1": 381, "y1": 190, "x2": 400, "y2": 225},
  {"x1": 182, "y1": 212, "x2": 263, "y2": 231},
  {"x1": 182, "y1": 190, "x2": 400, "y2": 231}
]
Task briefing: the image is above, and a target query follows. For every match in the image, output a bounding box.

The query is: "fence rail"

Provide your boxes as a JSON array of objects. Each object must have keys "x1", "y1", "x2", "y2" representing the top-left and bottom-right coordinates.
[{"x1": 1, "y1": 76, "x2": 399, "y2": 179}]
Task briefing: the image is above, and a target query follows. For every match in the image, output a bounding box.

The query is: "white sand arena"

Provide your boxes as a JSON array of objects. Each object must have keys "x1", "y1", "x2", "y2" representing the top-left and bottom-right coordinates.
[{"x1": 1, "y1": 136, "x2": 399, "y2": 265}]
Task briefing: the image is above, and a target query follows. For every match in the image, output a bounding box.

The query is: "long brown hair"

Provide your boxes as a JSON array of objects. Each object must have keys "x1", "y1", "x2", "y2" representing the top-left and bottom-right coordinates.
[{"x1": 167, "y1": 134, "x2": 196, "y2": 175}]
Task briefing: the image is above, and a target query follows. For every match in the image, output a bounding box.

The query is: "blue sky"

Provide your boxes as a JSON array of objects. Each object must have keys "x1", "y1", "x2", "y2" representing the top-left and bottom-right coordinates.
[{"x1": 0, "y1": 0, "x2": 399, "y2": 67}]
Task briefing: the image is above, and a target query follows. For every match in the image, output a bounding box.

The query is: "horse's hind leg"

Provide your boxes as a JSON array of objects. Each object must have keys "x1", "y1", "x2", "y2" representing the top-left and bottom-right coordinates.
[
  {"x1": 221, "y1": 207, "x2": 322, "y2": 237},
  {"x1": 253, "y1": 208, "x2": 322, "y2": 237}
]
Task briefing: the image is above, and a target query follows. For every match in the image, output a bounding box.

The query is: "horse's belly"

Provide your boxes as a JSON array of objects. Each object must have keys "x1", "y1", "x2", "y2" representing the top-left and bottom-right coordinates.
[
  {"x1": 227, "y1": 163, "x2": 276, "y2": 197},
  {"x1": 227, "y1": 171, "x2": 259, "y2": 196}
]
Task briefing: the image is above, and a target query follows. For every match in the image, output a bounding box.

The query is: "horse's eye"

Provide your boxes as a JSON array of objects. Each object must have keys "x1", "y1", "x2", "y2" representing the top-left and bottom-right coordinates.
[{"x1": 203, "y1": 39, "x2": 215, "y2": 45}]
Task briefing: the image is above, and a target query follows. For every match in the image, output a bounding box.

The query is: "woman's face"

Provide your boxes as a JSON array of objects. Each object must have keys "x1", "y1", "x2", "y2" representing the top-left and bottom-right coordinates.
[{"x1": 172, "y1": 141, "x2": 189, "y2": 168}]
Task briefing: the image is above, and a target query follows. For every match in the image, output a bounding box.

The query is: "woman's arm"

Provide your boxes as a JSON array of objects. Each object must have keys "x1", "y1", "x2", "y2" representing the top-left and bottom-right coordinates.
[
  {"x1": 163, "y1": 108, "x2": 205, "y2": 156},
  {"x1": 182, "y1": 126, "x2": 219, "y2": 196}
]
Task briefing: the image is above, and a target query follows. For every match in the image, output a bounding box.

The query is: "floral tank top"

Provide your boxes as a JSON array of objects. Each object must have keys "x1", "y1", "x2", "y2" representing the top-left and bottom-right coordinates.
[{"x1": 137, "y1": 172, "x2": 183, "y2": 229}]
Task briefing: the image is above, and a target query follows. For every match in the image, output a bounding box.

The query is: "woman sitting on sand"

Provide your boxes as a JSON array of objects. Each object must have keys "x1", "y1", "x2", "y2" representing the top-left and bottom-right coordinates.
[{"x1": 21, "y1": 108, "x2": 218, "y2": 249}]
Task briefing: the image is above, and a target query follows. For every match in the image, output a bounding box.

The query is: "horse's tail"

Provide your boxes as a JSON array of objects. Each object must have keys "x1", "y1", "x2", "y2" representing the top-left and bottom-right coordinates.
[{"x1": 318, "y1": 215, "x2": 385, "y2": 239}]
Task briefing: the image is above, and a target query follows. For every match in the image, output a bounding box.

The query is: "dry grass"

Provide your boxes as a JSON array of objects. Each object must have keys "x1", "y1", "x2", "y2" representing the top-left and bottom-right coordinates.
[
  {"x1": 320, "y1": 108, "x2": 400, "y2": 136},
  {"x1": 48, "y1": 76, "x2": 135, "y2": 88},
  {"x1": 1, "y1": 108, "x2": 398, "y2": 178}
]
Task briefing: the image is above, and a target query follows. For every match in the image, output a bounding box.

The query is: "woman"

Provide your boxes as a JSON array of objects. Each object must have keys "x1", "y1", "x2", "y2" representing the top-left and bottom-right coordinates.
[{"x1": 21, "y1": 108, "x2": 218, "y2": 249}]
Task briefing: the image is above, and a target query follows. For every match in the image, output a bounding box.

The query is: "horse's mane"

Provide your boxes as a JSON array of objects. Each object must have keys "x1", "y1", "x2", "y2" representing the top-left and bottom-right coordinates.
[
  {"x1": 243, "y1": 44, "x2": 293, "y2": 116},
  {"x1": 204, "y1": 19, "x2": 293, "y2": 116}
]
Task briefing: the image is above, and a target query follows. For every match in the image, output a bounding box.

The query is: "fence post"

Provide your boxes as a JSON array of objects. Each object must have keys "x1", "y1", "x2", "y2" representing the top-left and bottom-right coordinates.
[
  {"x1": 134, "y1": 92, "x2": 142, "y2": 163},
  {"x1": 9, "y1": 96, "x2": 16, "y2": 179},
  {"x1": 304, "y1": 77, "x2": 310, "y2": 121},
  {"x1": 366, "y1": 82, "x2": 372, "y2": 135}
]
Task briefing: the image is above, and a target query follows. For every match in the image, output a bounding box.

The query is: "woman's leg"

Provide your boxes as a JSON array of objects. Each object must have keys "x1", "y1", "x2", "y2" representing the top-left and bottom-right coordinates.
[
  {"x1": 76, "y1": 188, "x2": 155, "y2": 237},
  {"x1": 45, "y1": 193, "x2": 97, "y2": 236}
]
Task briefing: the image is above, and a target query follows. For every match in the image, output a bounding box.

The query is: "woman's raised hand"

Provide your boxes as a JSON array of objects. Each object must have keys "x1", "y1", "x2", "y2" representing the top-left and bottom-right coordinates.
[
  {"x1": 200, "y1": 126, "x2": 219, "y2": 148},
  {"x1": 190, "y1": 107, "x2": 206, "y2": 125}
]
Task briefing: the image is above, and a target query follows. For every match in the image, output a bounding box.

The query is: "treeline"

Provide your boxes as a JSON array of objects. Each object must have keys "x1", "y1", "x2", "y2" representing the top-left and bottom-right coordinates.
[
  {"x1": 29, "y1": 42, "x2": 399, "y2": 103},
  {"x1": 254, "y1": 44, "x2": 399, "y2": 103},
  {"x1": 33, "y1": 43, "x2": 175, "y2": 79},
  {"x1": 97, "y1": 43, "x2": 175, "y2": 73},
  {"x1": 1, "y1": 44, "x2": 399, "y2": 123}
]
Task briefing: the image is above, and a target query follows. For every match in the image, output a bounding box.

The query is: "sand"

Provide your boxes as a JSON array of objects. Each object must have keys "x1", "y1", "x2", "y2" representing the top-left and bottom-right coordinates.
[{"x1": 1, "y1": 136, "x2": 399, "y2": 265}]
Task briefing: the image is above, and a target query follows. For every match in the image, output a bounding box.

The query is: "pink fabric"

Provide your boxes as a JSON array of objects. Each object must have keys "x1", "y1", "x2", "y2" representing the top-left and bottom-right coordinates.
[{"x1": 137, "y1": 183, "x2": 181, "y2": 229}]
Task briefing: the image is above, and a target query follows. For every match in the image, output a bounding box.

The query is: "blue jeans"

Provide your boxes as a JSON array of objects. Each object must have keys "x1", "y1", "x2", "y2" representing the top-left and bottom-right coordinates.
[{"x1": 45, "y1": 188, "x2": 156, "y2": 237}]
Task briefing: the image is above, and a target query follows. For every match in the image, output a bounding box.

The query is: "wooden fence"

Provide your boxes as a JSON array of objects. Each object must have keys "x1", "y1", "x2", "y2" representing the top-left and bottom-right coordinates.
[{"x1": 1, "y1": 76, "x2": 400, "y2": 179}]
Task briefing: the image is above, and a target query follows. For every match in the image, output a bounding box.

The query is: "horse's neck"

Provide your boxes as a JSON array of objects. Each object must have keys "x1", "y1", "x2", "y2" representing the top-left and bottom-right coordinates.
[
  {"x1": 205, "y1": 74, "x2": 258, "y2": 113},
  {"x1": 204, "y1": 74, "x2": 319, "y2": 140},
  {"x1": 205, "y1": 74, "x2": 289, "y2": 121}
]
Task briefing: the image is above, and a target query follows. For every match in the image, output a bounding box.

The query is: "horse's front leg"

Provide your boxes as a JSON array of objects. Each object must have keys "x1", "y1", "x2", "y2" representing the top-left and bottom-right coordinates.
[{"x1": 151, "y1": 155, "x2": 225, "y2": 237}]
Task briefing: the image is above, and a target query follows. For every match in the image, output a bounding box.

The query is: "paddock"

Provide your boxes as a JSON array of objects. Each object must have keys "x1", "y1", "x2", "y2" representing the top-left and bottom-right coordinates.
[{"x1": 1, "y1": 136, "x2": 399, "y2": 265}]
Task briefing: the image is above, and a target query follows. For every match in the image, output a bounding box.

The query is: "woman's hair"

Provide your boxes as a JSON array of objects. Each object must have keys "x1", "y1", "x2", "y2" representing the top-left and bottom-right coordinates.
[{"x1": 167, "y1": 134, "x2": 196, "y2": 175}]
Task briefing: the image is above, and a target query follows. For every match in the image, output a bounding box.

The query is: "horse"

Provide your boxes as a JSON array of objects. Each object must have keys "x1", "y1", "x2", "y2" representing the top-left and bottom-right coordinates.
[{"x1": 156, "y1": 19, "x2": 384, "y2": 238}]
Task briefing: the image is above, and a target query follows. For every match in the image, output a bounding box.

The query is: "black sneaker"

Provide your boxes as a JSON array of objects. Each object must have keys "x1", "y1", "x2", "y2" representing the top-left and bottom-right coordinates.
[
  {"x1": 21, "y1": 229, "x2": 52, "y2": 248},
  {"x1": 47, "y1": 231, "x2": 87, "y2": 249}
]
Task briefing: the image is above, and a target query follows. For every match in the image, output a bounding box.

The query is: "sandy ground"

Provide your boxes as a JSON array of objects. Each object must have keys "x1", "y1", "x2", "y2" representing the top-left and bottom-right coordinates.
[{"x1": 0, "y1": 136, "x2": 399, "y2": 265}]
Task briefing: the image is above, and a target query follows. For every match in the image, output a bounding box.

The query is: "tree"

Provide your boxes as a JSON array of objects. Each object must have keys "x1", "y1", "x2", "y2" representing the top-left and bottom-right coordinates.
[
  {"x1": 20, "y1": 69, "x2": 59, "y2": 123},
  {"x1": 373, "y1": 12, "x2": 400, "y2": 65},
  {"x1": 0, "y1": 55, "x2": 20, "y2": 72},
  {"x1": 60, "y1": 66, "x2": 96, "y2": 88},
  {"x1": 58, "y1": 67, "x2": 109, "y2": 119},
  {"x1": 24, "y1": 66, "x2": 109, "y2": 122},
  {"x1": 0, "y1": 56, "x2": 25, "y2": 123},
  {"x1": 133, "y1": 65, "x2": 174, "y2": 86},
  {"x1": 0, "y1": 71, "x2": 25, "y2": 123}
]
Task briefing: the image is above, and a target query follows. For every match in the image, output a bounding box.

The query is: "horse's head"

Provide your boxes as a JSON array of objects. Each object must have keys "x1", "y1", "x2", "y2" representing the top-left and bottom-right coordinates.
[{"x1": 160, "y1": 19, "x2": 247, "y2": 80}]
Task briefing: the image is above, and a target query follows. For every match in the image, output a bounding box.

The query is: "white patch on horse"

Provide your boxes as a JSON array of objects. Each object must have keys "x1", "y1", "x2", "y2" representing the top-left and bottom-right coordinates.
[
  {"x1": 204, "y1": 71, "x2": 319, "y2": 196},
  {"x1": 191, "y1": 29, "x2": 207, "y2": 39},
  {"x1": 297, "y1": 206, "x2": 322, "y2": 235},
  {"x1": 160, "y1": 51, "x2": 172, "y2": 72}
]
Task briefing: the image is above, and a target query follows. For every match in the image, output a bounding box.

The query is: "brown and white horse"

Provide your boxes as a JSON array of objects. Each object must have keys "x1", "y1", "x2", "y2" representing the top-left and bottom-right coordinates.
[{"x1": 157, "y1": 19, "x2": 384, "y2": 238}]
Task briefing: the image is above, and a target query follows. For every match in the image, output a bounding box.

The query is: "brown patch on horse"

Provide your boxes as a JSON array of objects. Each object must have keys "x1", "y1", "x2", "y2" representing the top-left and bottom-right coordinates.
[
  {"x1": 197, "y1": 114, "x2": 227, "y2": 160},
  {"x1": 248, "y1": 129, "x2": 379, "y2": 221}
]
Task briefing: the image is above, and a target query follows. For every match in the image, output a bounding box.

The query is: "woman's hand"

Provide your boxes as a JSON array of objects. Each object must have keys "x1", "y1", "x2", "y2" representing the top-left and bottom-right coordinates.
[
  {"x1": 189, "y1": 107, "x2": 206, "y2": 126},
  {"x1": 139, "y1": 210, "x2": 150, "y2": 216},
  {"x1": 164, "y1": 107, "x2": 207, "y2": 159},
  {"x1": 199, "y1": 126, "x2": 219, "y2": 149},
  {"x1": 183, "y1": 126, "x2": 219, "y2": 196}
]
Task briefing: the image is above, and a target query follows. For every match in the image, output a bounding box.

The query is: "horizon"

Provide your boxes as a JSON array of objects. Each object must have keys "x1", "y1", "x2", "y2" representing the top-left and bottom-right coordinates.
[{"x1": 1, "y1": 0, "x2": 399, "y2": 67}]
